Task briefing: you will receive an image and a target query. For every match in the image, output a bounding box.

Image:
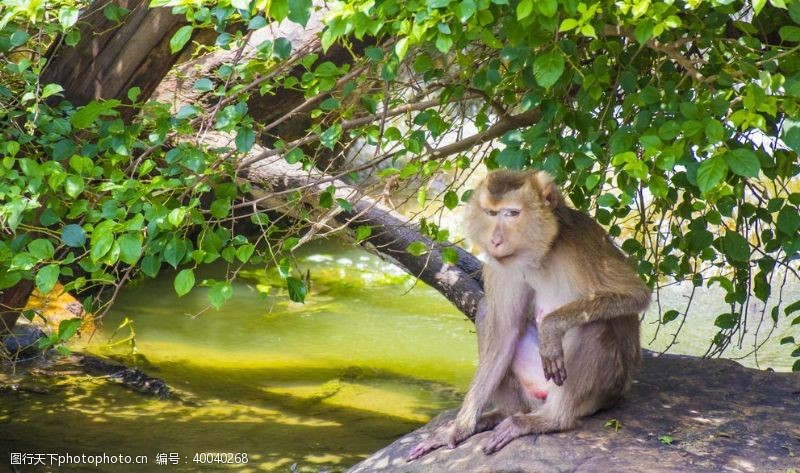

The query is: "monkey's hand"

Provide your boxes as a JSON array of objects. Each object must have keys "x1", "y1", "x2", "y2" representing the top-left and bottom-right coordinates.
[{"x1": 539, "y1": 318, "x2": 566, "y2": 386}]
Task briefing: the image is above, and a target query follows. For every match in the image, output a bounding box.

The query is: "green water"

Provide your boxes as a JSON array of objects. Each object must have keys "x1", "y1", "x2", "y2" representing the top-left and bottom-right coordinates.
[
  {"x1": 2, "y1": 240, "x2": 797, "y2": 472},
  {"x1": 1, "y1": 241, "x2": 476, "y2": 472}
]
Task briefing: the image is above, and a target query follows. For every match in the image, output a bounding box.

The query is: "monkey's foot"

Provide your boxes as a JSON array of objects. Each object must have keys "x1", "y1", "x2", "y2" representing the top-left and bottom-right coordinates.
[
  {"x1": 482, "y1": 415, "x2": 535, "y2": 455},
  {"x1": 406, "y1": 436, "x2": 446, "y2": 461}
]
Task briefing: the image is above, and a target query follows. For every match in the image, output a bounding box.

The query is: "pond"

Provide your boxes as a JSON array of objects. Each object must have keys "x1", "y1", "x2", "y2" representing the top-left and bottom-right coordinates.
[{"x1": 1, "y1": 240, "x2": 797, "y2": 472}]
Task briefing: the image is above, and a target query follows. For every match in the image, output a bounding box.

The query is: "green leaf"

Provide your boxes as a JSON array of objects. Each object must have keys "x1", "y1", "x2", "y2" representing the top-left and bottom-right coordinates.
[
  {"x1": 786, "y1": 300, "x2": 800, "y2": 316},
  {"x1": 42, "y1": 84, "x2": 64, "y2": 99},
  {"x1": 209, "y1": 281, "x2": 233, "y2": 309},
  {"x1": 723, "y1": 149, "x2": 760, "y2": 178},
  {"x1": 533, "y1": 49, "x2": 565, "y2": 89},
  {"x1": 118, "y1": 233, "x2": 143, "y2": 265},
  {"x1": 406, "y1": 241, "x2": 429, "y2": 256},
  {"x1": 0, "y1": 271, "x2": 22, "y2": 290},
  {"x1": 696, "y1": 156, "x2": 728, "y2": 194},
  {"x1": 270, "y1": 0, "x2": 289, "y2": 21},
  {"x1": 395, "y1": 37, "x2": 410, "y2": 60},
  {"x1": 662, "y1": 310, "x2": 680, "y2": 323},
  {"x1": 779, "y1": 25, "x2": 800, "y2": 42},
  {"x1": 288, "y1": 0, "x2": 312, "y2": 26},
  {"x1": 286, "y1": 276, "x2": 308, "y2": 303},
  {"x1": 36, "y1": 264, "x2": 60, "y2": 293},
  {"x1": 319, "y1": 191, "x2": 333, "y2": 209},
  {"x1": 236, "y1": 244, "x2": 255, "y2": 263},
  {"x1": 211, "y1": 198, "x2": 231, "y2": 219},
  {"x1": 193, "y1": 78, "x2": 214, "y2": 91},
  {"x1": 164, "y1": 237, "x2": 187, "y2": 268},
  {"x1": 10, "y1": 30, "x2": 29, "y2": 48},
  {"x1": 454, "y1": 0, "x2": 477, "y2": 21},
  {"x1": 235, "y1": 127, "x2": 256, "y2": 152},
  {"x1": 722, "y1": 231, "x2": 750, "y2": 262},
  {"x1": 320, "y1": 124, "x2": 342, "y2": 150},
  {"x1": 559, "y1": 18, "x2": 579, "y2": 32},
  {"x1": 435, "y1": 34, "x2": 453, "y2": 53},
  {"x1": 443, "y1": 191, "x2": 459, "y2": 210},
  {"x1": 777, "y1": 206, "x2": 800, "y2": 236},
  {"x1": 58, "y1": 318, "x2": 82, "y2": 341},
  {"x1": 714, "y1": 313, "x2": 738, "y2": 329},
  {"x1": 336, "y1": 198, "x2": 353, "y2": 211},
  {"x1": 285, "y1": 148, "x2": 304, "y2": 164},
  {"x1": 141, "y1": 255, "x2": 161, "y2": 278},
  {"x1": 536, "y1": 0, "x2": 557, "y2": 17},
  {"x1": 705, "y1": 119, "x2": 725, "y2": 142},
  {"x1": 174, "y1": 269, "x2": 195, "y2": 297},
  {"x1": 59, "y1": 6, "x2": 80, "y2": 29},
  {"x1": 355, "y1": 225, "x2": 372, "y2": 242},
  {"x1": 441, "y1": 247, "x2": 459, "y2": 265},
  {"x1": 127, "y1": 86, "x2": 141, "y2": 102},
  {"x1": 71, "y1": 103, "x2": 103, "y2": 130},
  {"x1": 28, "y1": 239, "x2": 55, "y2": 260},
  {"x1": 274, "y1": 37, "x2": 292, "y2": 59},
  {"x1": 170, "y1": 25, "x2": 193, "y2": 54},
  {"x1": 517, "y1": 0, "x2": 534, "y2": 20},
  {"x1": 752, "y1": 0, "x2": 767, "y2": 15},
  {"x1": 428, "y1": 0, "x2": 451, "y2": 7},
  {"x1": 90, "y1": 226, "x2": 115, "y2": 262},
  {"x1": 231, "y1": 0, "x2": 251, "y2": 9}
]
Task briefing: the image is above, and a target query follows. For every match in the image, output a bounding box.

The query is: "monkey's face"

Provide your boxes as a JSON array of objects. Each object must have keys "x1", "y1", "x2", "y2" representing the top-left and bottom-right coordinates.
[{"x1": 466, "y1": 171, "x2": 559, "y2": 265}]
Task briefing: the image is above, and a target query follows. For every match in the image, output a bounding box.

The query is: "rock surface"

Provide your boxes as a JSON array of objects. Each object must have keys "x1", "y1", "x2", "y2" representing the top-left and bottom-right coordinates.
[{"x1": 349, "y1": 353, "x2": 800, "y2": 473}]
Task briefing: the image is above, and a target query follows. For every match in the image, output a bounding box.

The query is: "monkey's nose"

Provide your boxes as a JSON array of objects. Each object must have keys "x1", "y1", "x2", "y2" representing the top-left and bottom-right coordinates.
[{"x1": 491, "y1": 237, "x2": 503, "y2": 247}]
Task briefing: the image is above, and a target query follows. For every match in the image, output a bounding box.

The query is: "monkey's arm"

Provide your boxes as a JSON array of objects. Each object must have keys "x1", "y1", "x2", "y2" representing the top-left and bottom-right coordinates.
[{"x1": 539, "y1": 289, "x2": 650, "y2": 385}]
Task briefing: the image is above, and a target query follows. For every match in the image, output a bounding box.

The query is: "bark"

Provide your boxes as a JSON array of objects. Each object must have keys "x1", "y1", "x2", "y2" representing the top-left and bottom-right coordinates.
[
  {"x1": 41, "y1": 0, "x2": 187, "y2": 116},
  {"x1": 0, "y1": 280, "x2": 34, "y2": 335},
  {"x1": 245, "y1": 154, "x2": 485, "y2": 320}
]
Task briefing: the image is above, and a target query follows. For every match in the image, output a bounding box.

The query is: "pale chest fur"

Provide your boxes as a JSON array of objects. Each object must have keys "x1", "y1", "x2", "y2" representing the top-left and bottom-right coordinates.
[{"x1": 491, "y1": 251, "x2": 581, "y2": 319}]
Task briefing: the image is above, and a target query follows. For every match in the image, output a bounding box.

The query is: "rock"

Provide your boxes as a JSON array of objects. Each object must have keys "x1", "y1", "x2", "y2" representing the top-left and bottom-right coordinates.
[
  {"x1": 349, "y1": 353, "x2": 800, "y2": 473},
  {"x1": 1, "y1": 324, "x2": 45, "y2": 361}
]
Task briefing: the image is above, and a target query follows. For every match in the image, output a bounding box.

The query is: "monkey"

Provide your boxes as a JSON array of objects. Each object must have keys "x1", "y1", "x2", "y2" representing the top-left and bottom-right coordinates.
[{"x1": 407, "y1": 169, "x2": 650, "y2": 460}]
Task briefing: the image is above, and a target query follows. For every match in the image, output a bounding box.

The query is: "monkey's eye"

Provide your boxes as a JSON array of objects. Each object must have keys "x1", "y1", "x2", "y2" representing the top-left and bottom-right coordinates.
[
  {"x1": 484, "y1": 209, "x2": 498, "y2": 217},
  {"x1": 502, "y1": 209, "x2": 521, "y2": 217}
]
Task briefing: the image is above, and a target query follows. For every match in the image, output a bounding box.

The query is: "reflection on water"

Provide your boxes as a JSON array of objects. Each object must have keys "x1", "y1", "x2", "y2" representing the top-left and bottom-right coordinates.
[{"x1": 1, "y1": 240, "x2": 797, "y2": 471}]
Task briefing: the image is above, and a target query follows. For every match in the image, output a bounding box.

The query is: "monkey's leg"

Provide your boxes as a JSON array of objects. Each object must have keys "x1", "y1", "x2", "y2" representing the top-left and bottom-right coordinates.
[{"x1": 406, "y1": 411, "x2": 506, "y2": 461}]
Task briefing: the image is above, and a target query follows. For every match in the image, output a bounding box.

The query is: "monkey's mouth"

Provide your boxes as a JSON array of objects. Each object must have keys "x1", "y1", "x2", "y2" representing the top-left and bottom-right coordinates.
[{"x1": 491, "y1": 252, "x2": 516, "y2": 263}]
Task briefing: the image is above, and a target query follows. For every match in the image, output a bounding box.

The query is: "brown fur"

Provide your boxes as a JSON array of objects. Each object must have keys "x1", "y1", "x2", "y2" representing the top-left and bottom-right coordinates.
[{"x1": 407, "y1": 170, "x2": 650, "y2": 460}]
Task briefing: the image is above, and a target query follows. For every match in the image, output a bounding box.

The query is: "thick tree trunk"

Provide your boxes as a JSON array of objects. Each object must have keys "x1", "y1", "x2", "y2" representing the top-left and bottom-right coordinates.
[
  {"x1": 0, "y1": 280, "x2": 34, "y2": 335},
  {"x1": 41, "y1": 0, "x2": 187, "y2": 115}
]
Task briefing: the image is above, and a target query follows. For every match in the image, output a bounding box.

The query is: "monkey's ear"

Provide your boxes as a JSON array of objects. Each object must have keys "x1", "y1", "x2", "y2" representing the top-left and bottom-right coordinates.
[{"x1": 533, "y1": 171, "x2": 561, "y2": 209}]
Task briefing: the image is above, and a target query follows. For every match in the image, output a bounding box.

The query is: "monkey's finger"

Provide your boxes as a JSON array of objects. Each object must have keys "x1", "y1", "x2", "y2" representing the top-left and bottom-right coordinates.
[
  {"x1": 406, "y1": 445, "x2": 424, "y2": 461},
  {"x1": 548, "y1": 359, "x2": 561, "y2": 386},
  {"x1": 406, "y1": 440, "x2": 444, "y2": 461},
  {"x1": 541, "y1": 356, "x2": 552, "y2": 380},
  {"x1": 556, "y1": 359, "x2": 567, "y2": 384}
]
